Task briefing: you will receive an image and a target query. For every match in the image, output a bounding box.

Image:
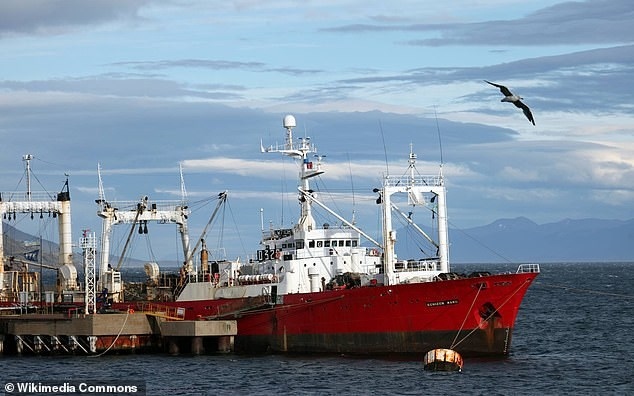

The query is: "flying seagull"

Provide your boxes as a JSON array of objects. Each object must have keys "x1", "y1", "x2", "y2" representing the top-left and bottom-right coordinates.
[{"x1": 484, "y1": 80, "x2": 535, "y2": 125}]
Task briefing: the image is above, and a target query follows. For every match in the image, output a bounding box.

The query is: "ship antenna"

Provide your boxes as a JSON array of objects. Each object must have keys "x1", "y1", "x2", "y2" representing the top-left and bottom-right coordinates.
[
  {"x1": 347, "y1": 153, "x2": 356, "y2": 225},
  {"x1": 23, "y1": 154, "x2": 33, "y2": 201},
  {"x1": 179, "y1": 162, "x2": 188, "y2": 205},
  {"x1": 434, "y1": 106, "x2": 444, "y2": 175},
  {"x1": 280, "y1": 177, "x2": 285, "y2": 226},
  {"x1": 379, "y1": 120, "x2": 389, "y2": 174},
  {"x1": 97, "y1": 163, "x2": 106, "y2": 203}
]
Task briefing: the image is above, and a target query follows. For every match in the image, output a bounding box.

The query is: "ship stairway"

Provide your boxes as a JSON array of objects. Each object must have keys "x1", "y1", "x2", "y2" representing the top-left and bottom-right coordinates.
[
  {"x1": 137, "y1": 302, "x2": 185, "y2": 321},
  {"x1": 172, "y1": 279, "x2": 189, "y2": 301}
]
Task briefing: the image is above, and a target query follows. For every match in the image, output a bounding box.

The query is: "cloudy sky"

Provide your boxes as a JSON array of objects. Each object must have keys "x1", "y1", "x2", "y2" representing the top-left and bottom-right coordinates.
[{"x1": 1, "y1": 0, "x2": 633, "y2": 263}]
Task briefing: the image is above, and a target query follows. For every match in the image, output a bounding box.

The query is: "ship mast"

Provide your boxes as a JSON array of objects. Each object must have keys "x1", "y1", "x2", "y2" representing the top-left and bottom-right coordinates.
[
  {"x1": 0, "y1": 155, "x2": 75, "y2": 301},
  {"x1": 24, "y1": 154, "x2": 33, "y2": 201},
  {"x1": 381, "y1": 145, "x2": 449, "y2": 285},
  {"x1": 261, "y1": 115, "x2": 323, "y2": 232},
  {"x1": 96, "y1": 167, "x2": 192, "y2": 279}
]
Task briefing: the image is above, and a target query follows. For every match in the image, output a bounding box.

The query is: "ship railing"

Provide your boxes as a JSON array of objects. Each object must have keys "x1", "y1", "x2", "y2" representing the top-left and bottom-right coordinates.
[
  {"x1": 172, "y1": 271, "x2": 198, "y2": 300},
  {"x1": 0, "y1": 191, "x2": 58, "y2": 202},
  {"x1": 137, "y1": 302, "x2": 185, "y2": 321},
  {"x1": 394, "y1": 259, "x2": 441, "y2": 272},
  {"x1": 516, "y1": 263, "x2": 540, "y2": 273},
  {"x1": 100, "y1": 199, "x2": 187, "y2": 211},
  {"x1": 384, "y1": 175, "x2": 443, "y2": 187}
]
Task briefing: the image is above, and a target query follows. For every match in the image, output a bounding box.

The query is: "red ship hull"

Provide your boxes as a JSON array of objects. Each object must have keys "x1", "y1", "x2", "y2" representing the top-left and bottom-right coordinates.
[{"x1": 152, "y1": 271, "x2": 537, "y2": 357}]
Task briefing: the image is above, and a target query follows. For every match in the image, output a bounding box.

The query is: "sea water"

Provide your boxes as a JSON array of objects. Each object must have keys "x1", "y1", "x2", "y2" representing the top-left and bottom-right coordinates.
[{"x1": 1, "y1": 262, "x2": 632, "y2": 395}]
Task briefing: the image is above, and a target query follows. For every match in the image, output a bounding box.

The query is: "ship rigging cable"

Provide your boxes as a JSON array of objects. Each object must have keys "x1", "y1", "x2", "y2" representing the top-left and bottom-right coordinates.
[
  {"x1": 447, "y1": 219, "x2": 515, "y2": 263},
  {"x1": 450, "y1": 278, "x2": 533, "y2": 350},
  {"x1": 450, "y1": 283, "x2": 484, "y2": 350},
  {"x1": 535, "y1": 282, "x2": 634, "y2": 299},
  {"x1": 445, "y1": 220, "x2": 634, "y2": 301}
]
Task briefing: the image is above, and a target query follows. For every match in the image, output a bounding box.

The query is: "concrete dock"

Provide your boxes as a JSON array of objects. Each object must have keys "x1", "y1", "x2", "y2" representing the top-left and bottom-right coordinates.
[
  {"x1": 0, "y1": 312, "x2": 236, "y2": 355},
  {"x1": 160, "y1": 319, "x2": 237, "y2": 355}
]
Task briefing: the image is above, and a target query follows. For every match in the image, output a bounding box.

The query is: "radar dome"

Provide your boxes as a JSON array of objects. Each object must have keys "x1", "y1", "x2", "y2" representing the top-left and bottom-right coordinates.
[{"x1": 283, "y1": 115, "x2": 296, "y2": 128}]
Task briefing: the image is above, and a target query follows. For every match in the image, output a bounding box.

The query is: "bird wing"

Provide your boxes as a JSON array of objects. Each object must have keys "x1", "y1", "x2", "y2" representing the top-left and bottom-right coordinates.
[
  {"x1": 515, "y1": 100, "x2": 535, "y2": 125},
  {"x1": 484, "y1": 80, "x2": 513, "y2": 96}
]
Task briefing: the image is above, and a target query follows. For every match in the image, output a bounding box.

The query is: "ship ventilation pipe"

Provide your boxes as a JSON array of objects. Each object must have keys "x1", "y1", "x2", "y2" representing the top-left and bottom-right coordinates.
[
  {"x1": 57, "y1": 196, "x2": 73, "y2": 268},
  {"x1": 200, "y1": 239, "x2": 209, "y2": 276}
]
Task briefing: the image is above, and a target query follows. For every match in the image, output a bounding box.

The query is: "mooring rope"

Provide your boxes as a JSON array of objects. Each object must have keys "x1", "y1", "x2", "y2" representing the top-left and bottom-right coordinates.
[
  {"x1": 88, "y1": 308, "x2": 131, "y2": 358},
  {"x1": 451, "y1": 278, "x2": 531, "y2": 350},
  {"x1": 535, "y1": 281, "x2": 634, "y2": 299},
  {"x1": 450, "y1": 283, "x2": 483, "y2": 349}
]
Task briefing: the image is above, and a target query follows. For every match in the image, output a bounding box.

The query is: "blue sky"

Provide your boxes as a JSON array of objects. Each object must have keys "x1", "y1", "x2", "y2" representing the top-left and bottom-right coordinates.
[{"x1": 1, "y1": 1, "x2": 633, "y2": 263}]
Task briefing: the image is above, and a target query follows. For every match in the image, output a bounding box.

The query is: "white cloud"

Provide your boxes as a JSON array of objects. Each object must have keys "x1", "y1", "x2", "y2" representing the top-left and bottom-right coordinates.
[
  {"x1": 1, "y1": 0, "x2": 633, "y2": 260},
  {"x1": 0, "y1": 0, "x2": 150, "y2": 36}
]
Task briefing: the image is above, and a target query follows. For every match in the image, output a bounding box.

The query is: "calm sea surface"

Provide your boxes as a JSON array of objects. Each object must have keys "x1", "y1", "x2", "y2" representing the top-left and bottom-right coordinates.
[{"x1": 2, "y1": 262, "x2": 633, "y2": 395}]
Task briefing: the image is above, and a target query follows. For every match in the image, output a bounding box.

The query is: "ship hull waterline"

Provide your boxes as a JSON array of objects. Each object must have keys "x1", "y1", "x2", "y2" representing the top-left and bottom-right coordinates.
[{"x1": 143, "y1": 271, "x2": 537, "y2": 357}]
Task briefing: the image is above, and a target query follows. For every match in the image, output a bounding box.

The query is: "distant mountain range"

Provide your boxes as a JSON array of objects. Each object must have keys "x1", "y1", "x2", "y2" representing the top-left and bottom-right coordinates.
[
  {"x1": 1, "y1": 223, "x2": 146, "y2": 269},
  {"x1": 1, "y1": 224, "x2": 63, "y2": 267},
  {"x1": 3, "y1": 217, "x2": 633, "y2": 268},
  {"x1": 398, "y1": 217, "x2": 633, "y2": 264}
]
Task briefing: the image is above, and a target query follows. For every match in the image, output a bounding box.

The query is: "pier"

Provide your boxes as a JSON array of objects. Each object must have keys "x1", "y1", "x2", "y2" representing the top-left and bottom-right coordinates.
[{"x1": 0, "y1": 311, "x2": 236, "y2": 356}]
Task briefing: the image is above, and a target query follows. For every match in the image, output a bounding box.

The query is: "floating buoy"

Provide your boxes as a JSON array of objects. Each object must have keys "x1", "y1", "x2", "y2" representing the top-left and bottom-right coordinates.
[{"x1": 423, "y1": 348, "x2": 463, "y2": 372}]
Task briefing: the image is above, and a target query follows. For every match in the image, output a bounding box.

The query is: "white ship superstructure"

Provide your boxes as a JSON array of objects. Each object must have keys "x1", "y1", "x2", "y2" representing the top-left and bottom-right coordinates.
[{"x1": 177, "y1": 115, "x2": 450, "y2": 301}]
